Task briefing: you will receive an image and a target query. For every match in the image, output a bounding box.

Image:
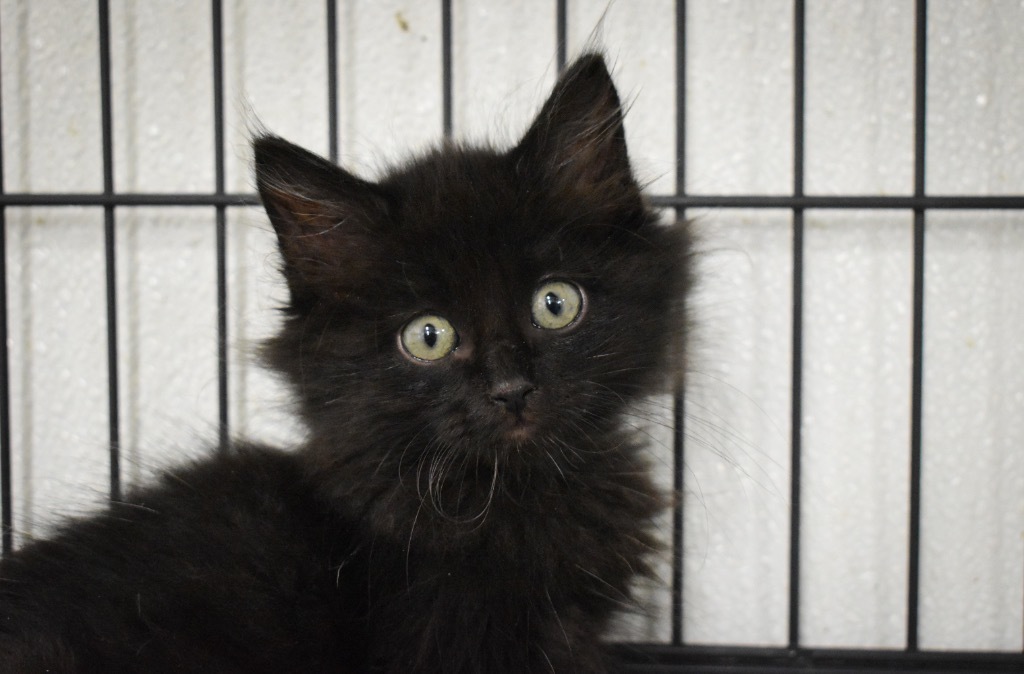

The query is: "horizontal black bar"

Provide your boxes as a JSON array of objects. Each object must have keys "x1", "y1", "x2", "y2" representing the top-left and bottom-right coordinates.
[
  {"x1": 616, "y1": 644, "x2": 1024, "y2": 673},
  {"x1": 0, "y1": 193, "x2": 262, "y2": 207},
  {"x1": 3, "y1": 193, "x2": 1024, "y2": 211},
  {"x1": 650, "y1": 195, "x2": 1024, "y2": 210}
]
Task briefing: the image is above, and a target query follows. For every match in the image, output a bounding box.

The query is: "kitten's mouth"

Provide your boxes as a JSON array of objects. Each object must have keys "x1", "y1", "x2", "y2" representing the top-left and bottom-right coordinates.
[{"x1": 490, "y1": 408, "x2": 541, "y2": 444}]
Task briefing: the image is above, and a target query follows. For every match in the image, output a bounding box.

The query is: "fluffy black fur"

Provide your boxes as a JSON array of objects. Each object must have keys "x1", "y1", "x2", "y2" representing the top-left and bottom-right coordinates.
[{"x1": 0, "y1": 54, "x2": 691, "y2": 673}]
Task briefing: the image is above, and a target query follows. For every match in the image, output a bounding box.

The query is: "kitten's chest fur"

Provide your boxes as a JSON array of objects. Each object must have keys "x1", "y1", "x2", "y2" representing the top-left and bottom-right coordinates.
[{"x1": 337, "y1": 434, "x2": 660, "y2": 673}]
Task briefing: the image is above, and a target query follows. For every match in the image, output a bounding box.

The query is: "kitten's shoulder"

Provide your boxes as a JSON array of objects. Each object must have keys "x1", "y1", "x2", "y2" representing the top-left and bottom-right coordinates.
[
  {"x1": 0, "y1": 443, "x2": 363, "y2": 672},
  {"x1": 1, "y1": 441, "x2": 337, "y2": 591}
]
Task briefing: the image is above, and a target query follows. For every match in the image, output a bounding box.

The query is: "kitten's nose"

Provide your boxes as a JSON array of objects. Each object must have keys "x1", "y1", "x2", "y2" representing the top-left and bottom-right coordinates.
[{"x1": 489, "y1": 379, "x2": 536, "y2": 417}]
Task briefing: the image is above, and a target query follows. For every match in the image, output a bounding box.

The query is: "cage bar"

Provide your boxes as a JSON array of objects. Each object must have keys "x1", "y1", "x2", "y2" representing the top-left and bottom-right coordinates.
[
  {"x1": 0, "y1": 218, "x2": 8, "y2": 556},
  {"x1": 326, "y1": 0, "x2": 339, "y2": 164},
  {"x1": 0, "y1": 31, "x2": 10, "y2": 555},
  {"x1": 3, "y1": 192, "x2": 1024, "y2": 211},
  {"x1": 556, "y1": 0, "x2": 567, "y2": 71},
  {"x1": 670, "y1": 0, "x2": 687, "y2": 648},
  {"x1": 787, "y1": 0, "x2": 807, "y2": 651},
  {"x1": 617, "y1": 643, "x2": 1024, "y2": 672},
  {"x1": 97, "y1": 0, "x2": 122, "y2": 500},
  {"x1": 906, "y1": 0, "x2": 928, "y2": 652},
  {"x1": 441, "y1": 0, "x2": 453, "y2": 138},
  {"x1": 211, "y1": 0, "x2": 229, "y2": 452},
  {"x1": 649, "y1": 195, "x2": 1024, "y2": 210}
]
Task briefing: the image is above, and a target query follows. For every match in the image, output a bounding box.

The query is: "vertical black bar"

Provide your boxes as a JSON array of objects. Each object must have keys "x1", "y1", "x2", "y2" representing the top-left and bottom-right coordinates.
[
  {"x1": 0, "y1": 229, "x2": 8, "y2": 553},
  {"x1": 906, "y1": 0, "x2": 928, "y2": 653},
  {"x1": 556, "y1": 0, "x2": 567, "y2": 72},
  {"x1": 0, "y1": 30, "x2": 12, "y2": 554},
  {"x1": 788, "y1": 0, "x2": 806, "y2": 651},
  {"x1": 441, "y1": 0, "x2": 453, "y2": 138},
  {"x1": 98, "y1": 0, "x2": 121, "y2": 501},
  {"x1": 211, "y1": 0, "x2": 229, "y2": 452},
  {"x1": 670, "y1": 0, "x2": 687, "y2": 648},
  {"x1": 326, "y1": 0, "x2": 339, "y2": 164}
]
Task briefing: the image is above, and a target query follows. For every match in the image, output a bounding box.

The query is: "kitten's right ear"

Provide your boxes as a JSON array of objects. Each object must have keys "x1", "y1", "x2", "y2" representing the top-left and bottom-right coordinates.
[
  {"x1": 514, "y1": 53, "x2": 636, "y2": 197},
  {"x1": 254, "y1": 135, "x2": 387, "y2": 304}
]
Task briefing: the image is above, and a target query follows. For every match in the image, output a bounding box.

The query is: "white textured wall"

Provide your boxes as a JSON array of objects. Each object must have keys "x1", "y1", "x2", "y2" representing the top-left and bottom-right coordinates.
[{"x1": 1, "y1": 0, "x2": 1021, "y2": 651}]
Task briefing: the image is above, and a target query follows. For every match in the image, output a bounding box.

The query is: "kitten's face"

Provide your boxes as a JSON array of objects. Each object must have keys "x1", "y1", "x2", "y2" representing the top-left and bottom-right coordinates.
[{"x1": 256, "y1": 55, "x2": 687, "y2": 484}]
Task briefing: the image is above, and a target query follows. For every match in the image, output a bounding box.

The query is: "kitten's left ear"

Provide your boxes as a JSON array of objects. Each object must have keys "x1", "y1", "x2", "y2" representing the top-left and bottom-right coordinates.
[{"x1": 514, "y1": 53, "x2": 635, "y2": 194}]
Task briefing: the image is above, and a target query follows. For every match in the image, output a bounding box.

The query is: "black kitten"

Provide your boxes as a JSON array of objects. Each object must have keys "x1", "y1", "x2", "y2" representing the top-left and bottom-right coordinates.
[{"x1": 0, "y1": 54, "x2": 691, "y2": 673}]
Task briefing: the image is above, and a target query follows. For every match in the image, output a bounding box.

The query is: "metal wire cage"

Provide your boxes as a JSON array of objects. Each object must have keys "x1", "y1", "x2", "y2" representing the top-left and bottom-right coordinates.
[{"x1": 0, "y1": 1, "x2": 1022, "y2": 672}]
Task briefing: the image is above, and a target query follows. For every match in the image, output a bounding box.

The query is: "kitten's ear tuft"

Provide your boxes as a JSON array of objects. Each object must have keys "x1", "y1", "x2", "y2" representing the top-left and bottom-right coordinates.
[
  {"x1": 254, "y1": 135, "x2": 387, "y2": 305},
  {"x1": 515, "y1": 53, "x2": 634, "y2": 193}
]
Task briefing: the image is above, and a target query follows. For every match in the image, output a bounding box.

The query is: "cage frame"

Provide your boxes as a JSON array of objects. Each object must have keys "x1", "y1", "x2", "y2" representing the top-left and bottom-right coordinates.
[{"x1": 0, "y1": 1, "x2": 1022, "y2": 671}]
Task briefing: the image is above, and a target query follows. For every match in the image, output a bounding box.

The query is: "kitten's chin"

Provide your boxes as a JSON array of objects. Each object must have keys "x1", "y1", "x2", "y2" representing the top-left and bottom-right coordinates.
[{"x1": 503, "y1": 422, "x2": 538, "y2": 444}]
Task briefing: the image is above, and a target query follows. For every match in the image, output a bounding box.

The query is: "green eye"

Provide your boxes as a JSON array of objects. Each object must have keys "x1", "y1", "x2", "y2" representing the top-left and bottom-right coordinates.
[
  {"x1": 400, "y1": 314, "x2": 458, "y2": 362},
  {"x1": 531, "y1": 280, "x2": 584, "y2": 330}
]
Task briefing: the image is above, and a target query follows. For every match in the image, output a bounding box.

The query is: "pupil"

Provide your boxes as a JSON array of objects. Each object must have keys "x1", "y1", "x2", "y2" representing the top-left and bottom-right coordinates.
[
  {"x1": 545, "y1": 292, "x2": 563, "y2": 315},
  {"x1": 423, "y1": 323, "x2": 438, "y2": 348}
]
